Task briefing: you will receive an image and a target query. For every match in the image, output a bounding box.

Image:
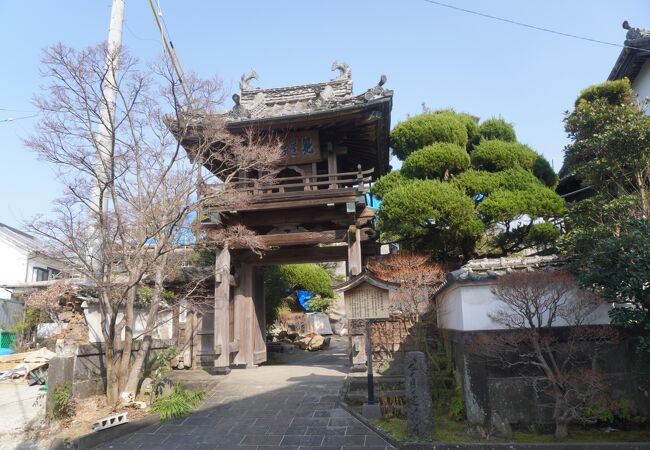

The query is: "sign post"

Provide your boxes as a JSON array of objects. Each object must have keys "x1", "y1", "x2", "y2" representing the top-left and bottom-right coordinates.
[
  {"x1": 334, "y1": 271, "x2": 399, "y2": 419},
  {"x1": 365, "y1": 319, "x2": 375, "y2": 405}
]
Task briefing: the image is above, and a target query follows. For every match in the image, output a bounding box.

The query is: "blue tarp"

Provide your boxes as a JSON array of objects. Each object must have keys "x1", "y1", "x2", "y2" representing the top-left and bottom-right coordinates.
[{"x1": 296, "y1": 289, "x2": 315, "y2": 311}]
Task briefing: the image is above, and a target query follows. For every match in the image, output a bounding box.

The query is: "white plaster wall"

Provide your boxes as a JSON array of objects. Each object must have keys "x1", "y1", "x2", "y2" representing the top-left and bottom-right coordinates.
[
  {"x1": 633, "y1": 61, "x2": 650, "y2": 110},
  {"x1": 436, "y1": 284, "x2": 464, "y2": 330},
  {"x1": 437, "y1": 280, "x2": 612, "y2": 331},
  {"x1": 0, "y1": 239, "x2": 29, "y2": 299},
  {"x1": 84, "y1": 304, "x2": 173, "y2": 343}
]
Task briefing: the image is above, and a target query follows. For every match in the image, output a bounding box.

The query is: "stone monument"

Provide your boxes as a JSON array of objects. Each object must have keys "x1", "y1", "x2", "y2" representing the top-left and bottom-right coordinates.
[{"x1": 404, "y1": 351, "x2": 433, "y2": 438}]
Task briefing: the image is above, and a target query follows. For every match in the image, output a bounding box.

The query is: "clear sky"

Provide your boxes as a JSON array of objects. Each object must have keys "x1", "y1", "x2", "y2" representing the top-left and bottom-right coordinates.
[{"x1": 0, "y1": 0, "x2": 648, "y2": 228}]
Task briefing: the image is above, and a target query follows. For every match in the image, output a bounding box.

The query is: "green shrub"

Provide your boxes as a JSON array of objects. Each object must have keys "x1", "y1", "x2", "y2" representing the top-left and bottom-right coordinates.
[
  {"x1": 471, "y1": 140, "x2": 538, "y2": 172},
  {"x1": 371, "y1": 171, "x2": 408, "y2": 200},
  {"x1": 50, "y1": 383, "x2": 73, "y2": 420},
  {"x1": 499, "y1": 168, "x2": 544, "y2": 191},
  {"x1": 576, "y1": 78, "x2": 632, "y2": 106},
  {"x1": 478, "y1": 118, "x2": 516, "y2": 142},
  {"x1": 150, "y1": 385, "x2": 206, "y2": 420},
  {"x1": 390, "y1": 112, "x2": 468, "y2": 160},
  {"x1": 585, "y1": 400, "x2": 647, "y2": 425},
  {"x1": 451, "y1": 169, "x2": 501, "y2": 197},
  {"x1": 378, "y1": 179, "x2": 484, "y2": 258},
  {"x1": 306, "y1": 295, "x2": 334, "y2": 313},
  {"x1": 449, "y1": 392, "x2": 466, "y2": 421},
  {"x1": 532, "y1": 155, "x2": 559, "y2": 188},
  {"x1": 401, "y1": 143, "x2": 470, "y2": 180},
  {"x1": 264, "y1": 264, "x2": 335, "y2": 323},
  {"x1": 280, "y1": 264, "x2": 334, "y2": 298}
]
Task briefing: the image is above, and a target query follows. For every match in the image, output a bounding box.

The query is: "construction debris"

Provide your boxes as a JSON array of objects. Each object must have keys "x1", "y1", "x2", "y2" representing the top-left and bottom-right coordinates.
[
  {"x1": 0, "y1": 347, "x2": 55, "y2": 382},
  {"x1": 92, "y1": 412, "x2": 129, "y2": 431}
]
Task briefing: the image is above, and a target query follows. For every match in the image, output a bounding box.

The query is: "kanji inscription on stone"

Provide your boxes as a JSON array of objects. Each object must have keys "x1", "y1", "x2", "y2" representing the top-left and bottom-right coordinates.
[{"x1": 344, "y1": 283, "x2": 389, "y2": 320}]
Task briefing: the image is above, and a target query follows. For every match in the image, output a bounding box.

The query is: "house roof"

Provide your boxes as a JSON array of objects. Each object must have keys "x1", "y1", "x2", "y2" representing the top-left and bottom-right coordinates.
[
  {"x1": 434, "y1": 255, "x2": 567, "y2": 297},
  {"x1": 0, "y1": 222, "x2": 42, "y2": 253},
  {"x1": 226, "y1": 62, "x2": 393, "y2": 122},
  {"x1": 608, "y1": 21, "x2": 650, "y2": 83}
]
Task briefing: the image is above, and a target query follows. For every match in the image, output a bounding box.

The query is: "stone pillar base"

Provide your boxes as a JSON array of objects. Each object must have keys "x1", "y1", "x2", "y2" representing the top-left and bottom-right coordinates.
[
  {"x1": 362, "y1": 403, "x2": 382, "y2": 419},
  {"x1": 205, "y1": 367, "x2": 231, "y2": 375}
]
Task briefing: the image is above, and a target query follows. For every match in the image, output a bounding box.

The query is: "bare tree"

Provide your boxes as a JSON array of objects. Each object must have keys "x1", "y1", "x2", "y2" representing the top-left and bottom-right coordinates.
[
  {"x1": 473, "y1": 271, "x2": 618, "y2": 439},
  {"x1": 368, "y1": 254, "x2": 446, "y2": 360},
  {"x1": 25, "y1": 43, "x2": 281, "y2": 404}
]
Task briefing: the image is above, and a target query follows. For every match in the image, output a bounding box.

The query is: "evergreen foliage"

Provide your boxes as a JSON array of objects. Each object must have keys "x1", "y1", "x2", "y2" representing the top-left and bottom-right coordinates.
[
  {"x1": 376, "y1": 111, "x2": 563, "y2": 260},
  {"x1": 371, "y1": 171, "x2": 408, "y2": 200},
  {"x1": 390, "y1": 112, "x2": 468, "y2": 160},
  {"x1": 471, "y1": 140, "x2": 538, "y2": 172},
  {"x1": 563, "y1": 78, "x2": 650, "y2": 353},
  {"x1": 401, "y1": 143, "x2": 470, "y2": 180},
  {"x1": 378, "y1": 179, "x2": 484, "y2": 259},
  {"x1": 478, "y1": 117, "x2": 517, "y2": 142},
  {"x1": 263, "y1": 264, "x2": 335, "y2": 324}
]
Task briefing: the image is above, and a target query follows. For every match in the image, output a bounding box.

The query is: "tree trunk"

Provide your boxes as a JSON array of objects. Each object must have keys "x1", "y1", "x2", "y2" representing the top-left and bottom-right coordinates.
[
  {"x1": 554, "y1": 420, "x2": 568, "y2": 439},
  {"x1": 122, "y1": 257, "x2": 167, "y2": 398},
  {"x1": 117, "y1": 288, "x2": 136, "y2": 400}
]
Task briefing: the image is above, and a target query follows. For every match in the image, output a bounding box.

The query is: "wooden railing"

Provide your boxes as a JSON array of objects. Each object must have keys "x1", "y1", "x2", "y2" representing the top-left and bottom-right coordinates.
[{"x1": 202, "y1": 168, "x2": 374, "y2": 199}]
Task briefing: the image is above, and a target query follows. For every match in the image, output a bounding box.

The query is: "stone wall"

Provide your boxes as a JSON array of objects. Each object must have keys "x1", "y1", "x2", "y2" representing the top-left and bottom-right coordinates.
[
  {"x1": 58, "y1": 339, "x2": 174, "y2": 399},
  {"x1": 441, "y1": 328, "x2": 650, "y2": 428}
]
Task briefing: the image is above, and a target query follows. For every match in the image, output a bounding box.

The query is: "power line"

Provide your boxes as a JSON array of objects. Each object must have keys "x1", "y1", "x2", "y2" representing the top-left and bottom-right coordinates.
[
  {"x1": 0, "y1": 114, "x2": 38, "y2": 123},
  {"x1": 421, "y1": 0, "x2": 650, "y2": 54}
]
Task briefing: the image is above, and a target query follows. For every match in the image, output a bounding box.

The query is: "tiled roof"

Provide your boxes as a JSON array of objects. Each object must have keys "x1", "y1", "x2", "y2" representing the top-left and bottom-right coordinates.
[
  {"x1": 434, "y1": 255, "x2": 567, "y2": 296},
  {"x1": 226, "y1": 62, "x2": 392, "y2": 121}
]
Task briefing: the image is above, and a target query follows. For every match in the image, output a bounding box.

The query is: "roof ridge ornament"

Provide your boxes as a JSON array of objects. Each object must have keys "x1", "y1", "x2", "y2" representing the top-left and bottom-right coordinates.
[
  {"x1": 240, "y1": 68, "x2": 259, "y2": 91},
  {"x1": 623, "y1": 20, "x2": 650, "y2": 42},
  {"x1": 331, "y1": 61, "x2": 351, "y2": 80}
]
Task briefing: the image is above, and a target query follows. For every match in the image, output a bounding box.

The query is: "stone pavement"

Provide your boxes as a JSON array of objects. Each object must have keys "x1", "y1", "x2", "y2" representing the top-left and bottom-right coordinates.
[{"x1": 96, "y1": 337, "x2": 395, "y2": 449}]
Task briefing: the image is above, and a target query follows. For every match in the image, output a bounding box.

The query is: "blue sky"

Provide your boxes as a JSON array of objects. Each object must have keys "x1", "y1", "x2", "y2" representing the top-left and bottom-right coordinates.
[{"x1": 1, "y1": 0, "x2": 647, "y2": 228}]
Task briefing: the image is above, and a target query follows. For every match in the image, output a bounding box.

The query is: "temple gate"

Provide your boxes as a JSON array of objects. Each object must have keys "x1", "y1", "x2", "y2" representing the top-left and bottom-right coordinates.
[{"x1": 174, "y1": 63, "x2": 393, "y2": 372}]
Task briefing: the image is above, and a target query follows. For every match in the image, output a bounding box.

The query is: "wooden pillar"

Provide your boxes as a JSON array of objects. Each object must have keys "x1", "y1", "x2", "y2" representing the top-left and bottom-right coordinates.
[
  {"x1": 328, "y1": 142, "x2": 337, "y2": 189},
  {"x1": 233, "y1": 263, "x2": 255, "y2": 367},
  {"x1": 214, "y1": 246, "x2": 231, "y2": 374},
  {"x1": 252, "y1": 268, "x2": 267, "y2": 365},
  {"x1": 348, "y1": 225, "x2": 362, "y2": 277}
]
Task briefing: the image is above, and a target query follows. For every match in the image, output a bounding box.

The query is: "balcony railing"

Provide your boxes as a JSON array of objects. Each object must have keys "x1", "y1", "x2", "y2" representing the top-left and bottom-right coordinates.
[{"x1": 201, "y1": 168, "x2": 374, "y2": 204}]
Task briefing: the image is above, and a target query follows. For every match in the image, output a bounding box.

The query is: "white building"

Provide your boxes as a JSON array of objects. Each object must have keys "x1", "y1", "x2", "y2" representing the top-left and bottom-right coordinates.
[
  {"x1": 0, "y1": 222, "x2": 65, "y2": 300},
  {"x1": 609, "y1": 21, "x2": 650, "y2": 106},
  {"x1": 435, "y1": 255, "x2": 611, "y2": 332}
]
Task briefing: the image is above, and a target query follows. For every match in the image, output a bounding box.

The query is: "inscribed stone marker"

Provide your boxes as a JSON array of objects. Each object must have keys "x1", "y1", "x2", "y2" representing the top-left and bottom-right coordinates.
[{"x1": 404, "y1": 351, "x2": 433, "y2": 438}]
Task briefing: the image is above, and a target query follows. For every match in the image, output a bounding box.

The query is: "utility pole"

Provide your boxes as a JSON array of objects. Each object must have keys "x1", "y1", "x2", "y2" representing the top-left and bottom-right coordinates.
[{"x1": 90, "y1": 0, "x2": 125, "y2": 271}]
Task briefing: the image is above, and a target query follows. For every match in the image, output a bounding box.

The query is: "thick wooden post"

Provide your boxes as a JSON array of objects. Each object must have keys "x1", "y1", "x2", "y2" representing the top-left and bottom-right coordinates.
[
  {"x1": 348, "y1": 226, "x2": 362, "y2": 277},
  {"x1": 253, "y1": 267, "x2": 267, "y2": 365},
  {"x1": 233, "y1": 263, "x2": 255, "y2": 367},
  {"x1": 214, "y1": 246, "x2": 231, "y2": 374}
]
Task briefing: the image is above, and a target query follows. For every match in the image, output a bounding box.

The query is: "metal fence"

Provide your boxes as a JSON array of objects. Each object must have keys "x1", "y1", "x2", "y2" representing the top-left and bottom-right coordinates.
[{"x1": 0, "y1": 298, "x2": 24, "y2": 332}]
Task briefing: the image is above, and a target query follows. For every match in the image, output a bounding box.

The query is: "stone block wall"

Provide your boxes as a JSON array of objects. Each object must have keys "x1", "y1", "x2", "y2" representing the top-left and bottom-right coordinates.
[
  {"x1": 441, "y1": 328, "x2": 650, "y2": 428},
  {"x1": 60, "y1": 339, "x2": 175, "y2": 399}
]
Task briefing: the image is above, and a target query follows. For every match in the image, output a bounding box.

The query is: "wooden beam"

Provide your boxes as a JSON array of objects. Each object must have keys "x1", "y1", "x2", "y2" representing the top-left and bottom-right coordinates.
[
  {"x1": 223, "y1": 206, "x2": 355, "y2": 228},
  {"x1": 214, "y1": 247, "x2": 231, "y2": 372},
  {"x1": 232, "y1": 230, "x2": 348, "y2": 249},
  {"x1": 207, "y1": 192, "x2": 359, "y2": 212},
  {"x1": 233, "y1": 242, "x2": 381, "y2": 266}
]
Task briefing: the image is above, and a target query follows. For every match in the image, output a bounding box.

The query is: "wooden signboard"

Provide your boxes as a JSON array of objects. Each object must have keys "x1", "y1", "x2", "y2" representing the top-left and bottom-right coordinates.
[
  {"x1": 280, "y1": 130, "x2": 321, "y2": 165},
  {"x1": 344, "y1": 283, "x2": 390, "y2": 320}
]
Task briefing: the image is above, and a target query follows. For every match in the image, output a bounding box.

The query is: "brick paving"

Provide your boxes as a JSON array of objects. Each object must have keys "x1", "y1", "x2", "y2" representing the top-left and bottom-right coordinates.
[{"x1": 96, "y1": 337, "x2": 394, "y2": 449}]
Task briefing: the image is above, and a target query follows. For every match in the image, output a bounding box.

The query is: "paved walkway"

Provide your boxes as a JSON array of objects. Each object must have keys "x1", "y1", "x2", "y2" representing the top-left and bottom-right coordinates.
[{"x1": 97, "y1": 337, "x2": 394, "y2": 449}]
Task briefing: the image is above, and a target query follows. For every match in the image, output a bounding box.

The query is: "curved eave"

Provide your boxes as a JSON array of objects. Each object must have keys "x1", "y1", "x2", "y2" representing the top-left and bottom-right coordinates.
[{"x1": 608, "y1": 38, "x2": 650, "y2": 82}]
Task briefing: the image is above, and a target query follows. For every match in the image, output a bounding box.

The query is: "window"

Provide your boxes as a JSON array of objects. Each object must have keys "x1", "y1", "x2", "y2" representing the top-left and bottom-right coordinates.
[
  {"x1": 33, "y1": 267, "x2": 48, "y2": 282},
  {"x1": 32, "y1": 267, "x2": 60, "y2": 282}
]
